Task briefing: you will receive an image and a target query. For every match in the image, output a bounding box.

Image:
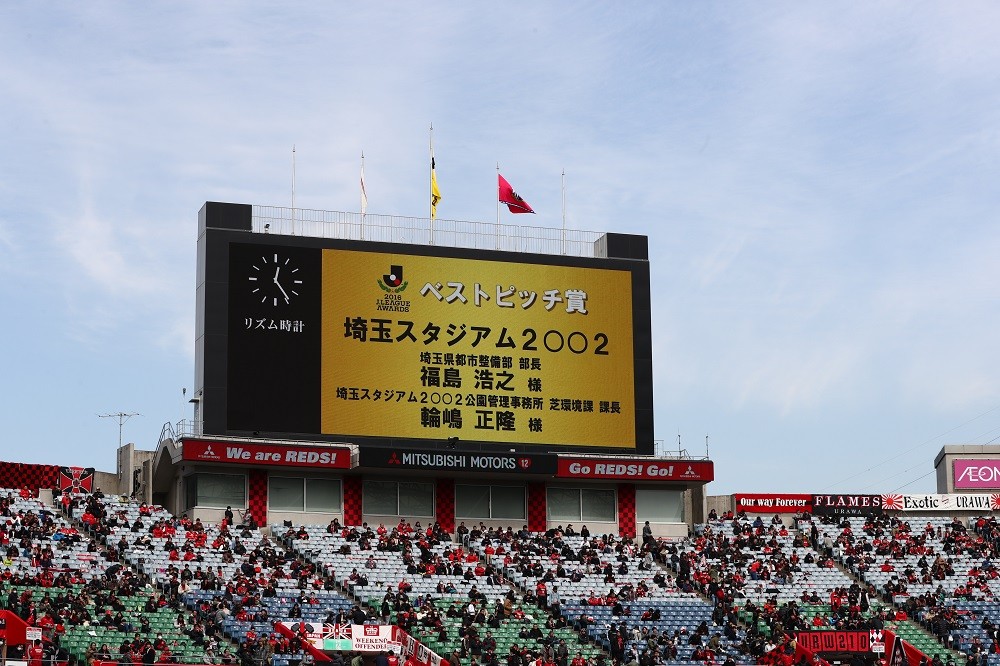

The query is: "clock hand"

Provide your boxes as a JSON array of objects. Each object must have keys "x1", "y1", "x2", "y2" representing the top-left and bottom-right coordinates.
[
  {"x1": 273, "y1": 266, "x2": 280, "y2": 281},
  {"x1": 276, "y1": 281, "x2": 290, "y2": 303}
]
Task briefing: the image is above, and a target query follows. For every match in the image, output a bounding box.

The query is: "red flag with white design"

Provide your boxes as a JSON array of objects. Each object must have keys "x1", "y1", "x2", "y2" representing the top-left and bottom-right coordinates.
[
  {"x1": 498, "y1": 174, "x2": 535, "y2": 214},
  {"x1": 58, "y1": 467, "x2": 95, "y2": 494}
]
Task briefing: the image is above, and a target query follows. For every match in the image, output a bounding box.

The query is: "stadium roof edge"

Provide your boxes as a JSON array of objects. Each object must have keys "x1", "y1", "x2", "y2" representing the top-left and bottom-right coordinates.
[
  {"x1": 199, "y1": 201, "x2": 649, "y2": 261},
  {"x1": 934, "y1": 443, "x2": 1000, "y2": 467}
]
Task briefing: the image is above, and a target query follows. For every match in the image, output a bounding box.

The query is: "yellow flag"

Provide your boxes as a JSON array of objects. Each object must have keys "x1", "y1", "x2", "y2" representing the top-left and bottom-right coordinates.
[{"x1": 430, "y1": 156, "x2": 441, "y2": 219}]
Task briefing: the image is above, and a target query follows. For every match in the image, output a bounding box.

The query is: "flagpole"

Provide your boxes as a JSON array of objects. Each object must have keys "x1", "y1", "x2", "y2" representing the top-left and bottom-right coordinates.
[
  {"x1": 495, "y1": 163, "x2": 501, "y2": 250},
  {"x1": 429, "y1": 123, "x2": 435, "y2": 245},
  {"x1": 561, "y1": 169, "x2": 567, "y2": 255},
  {"x1": 291, "y1": 145, "x2": 296, "y2": 236},
  {"x1": 360, "y1": 151, "x2": 366, "y2": 241}
]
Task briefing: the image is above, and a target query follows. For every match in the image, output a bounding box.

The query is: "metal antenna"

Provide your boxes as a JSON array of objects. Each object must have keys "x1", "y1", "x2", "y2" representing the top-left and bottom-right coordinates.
[{"x1": 98, "y1": 412, "x2": 140, "y2": 448}]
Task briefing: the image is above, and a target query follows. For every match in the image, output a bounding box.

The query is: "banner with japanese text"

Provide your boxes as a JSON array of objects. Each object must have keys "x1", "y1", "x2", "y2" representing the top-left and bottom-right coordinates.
[{"x1": 321, "y1": 249, "x2": 637, "y2": 449}]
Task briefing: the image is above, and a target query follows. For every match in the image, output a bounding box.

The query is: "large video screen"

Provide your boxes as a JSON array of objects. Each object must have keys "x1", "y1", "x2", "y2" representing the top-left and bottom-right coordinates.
[
  {"x1": 321, "y1": 248, "x2": 635, "y2": 448},
  {"x1": 204, "y1": 231, "x2": 652, "y2": 453}
]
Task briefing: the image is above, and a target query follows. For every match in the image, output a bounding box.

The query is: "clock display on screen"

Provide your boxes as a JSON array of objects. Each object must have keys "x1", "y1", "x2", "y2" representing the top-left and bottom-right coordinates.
[{"x1": 248, "y1": 252, "x2": 303, "y2": 306}]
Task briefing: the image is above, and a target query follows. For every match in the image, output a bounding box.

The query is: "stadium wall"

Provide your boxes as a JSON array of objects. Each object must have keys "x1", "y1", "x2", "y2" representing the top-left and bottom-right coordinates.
[
  {"x1": 707, "y1": 494, "x2": 734, "y2": 517},
  {"x1": 173, "y1": 471, "x2": 690, "y2": 537},
  {"x1": 0, "y1": 460, "x2": 123, "y2": 498},
  {"x1": 152, "y1": 438, "x2": 704, "y2": 538}
]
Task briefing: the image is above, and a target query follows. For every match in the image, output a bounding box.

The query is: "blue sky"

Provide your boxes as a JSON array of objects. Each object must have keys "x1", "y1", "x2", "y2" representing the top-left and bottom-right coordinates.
[{"x1": 3, "y1": 3, "x2": 1000, "y2": 495}]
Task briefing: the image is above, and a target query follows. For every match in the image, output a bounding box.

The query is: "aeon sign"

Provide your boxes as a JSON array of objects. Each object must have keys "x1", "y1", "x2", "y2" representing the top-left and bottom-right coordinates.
[{"x1": 954, "y1": 459, "x2": 1000, "y2": 489}]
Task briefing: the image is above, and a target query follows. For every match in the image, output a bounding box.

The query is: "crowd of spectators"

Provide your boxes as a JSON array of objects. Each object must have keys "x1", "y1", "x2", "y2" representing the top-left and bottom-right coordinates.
[
  {"x1": 11, "y1": 481, "x2": 1000, "y2": 666},
  {"x1": 448, "y1": 524, "x2": 755, "y2": 665}
]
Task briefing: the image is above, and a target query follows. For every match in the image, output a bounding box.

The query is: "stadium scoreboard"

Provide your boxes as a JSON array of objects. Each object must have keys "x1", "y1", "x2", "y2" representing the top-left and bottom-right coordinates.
[{"x1": 195, "y1": 202, "x2": 653, "y2": 455}]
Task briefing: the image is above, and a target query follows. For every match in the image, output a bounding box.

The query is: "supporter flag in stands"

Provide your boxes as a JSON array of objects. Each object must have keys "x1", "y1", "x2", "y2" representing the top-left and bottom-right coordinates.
[
  {"x1": 498, "y1": 174, "x2": 535, "y2": 214},
  {"x1": 887, "y1": 630, "x2": 905, "y2": 666},
  {"x1": 58, "y1": 466, "x2": 96, "y2": 494}
]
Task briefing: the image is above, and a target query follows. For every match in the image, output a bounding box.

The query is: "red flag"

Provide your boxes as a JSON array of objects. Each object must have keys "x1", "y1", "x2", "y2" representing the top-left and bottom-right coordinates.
[
  {"x1": 498, "y1": 174, "x2": 535, "y2": 214},
  {"x1": 59, "y1": 466, "x2": 95, "y2": 494}
]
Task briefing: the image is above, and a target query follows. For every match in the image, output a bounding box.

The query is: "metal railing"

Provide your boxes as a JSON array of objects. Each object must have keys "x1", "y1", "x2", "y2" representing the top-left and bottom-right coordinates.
[
  {"x1": 251, "y1": 205, "x2": 606, "y2": 257},
  {"x1": 174, "y1": 419, "x2": 203, "y2": 438},
  {"x1": 158, "y1": 420, "x2": 177, "y2": 445},
  {"x1": 653, "y1": 439, "x2": 692, "y2": 458},
  {"x1": 159, "y1": 420, "x2": 202, "y2": 446}
]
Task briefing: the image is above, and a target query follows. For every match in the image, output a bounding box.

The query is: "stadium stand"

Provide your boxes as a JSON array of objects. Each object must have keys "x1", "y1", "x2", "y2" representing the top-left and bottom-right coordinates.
[
  {"x1": 810, "y1": 513, "x2": 973, "y2": 664},
  {"x1": 8, "y1": 473, "x2": 1000, "y2": 666},
  {"x1": 279, "y1": 521, "x2": 510, "y2": 603},
  {"x1": 455, "y1": 525, "x2": 756, "y2": 665},
  {"x1": 278, "y1": 521, "x2": 611, "y2": 666}
]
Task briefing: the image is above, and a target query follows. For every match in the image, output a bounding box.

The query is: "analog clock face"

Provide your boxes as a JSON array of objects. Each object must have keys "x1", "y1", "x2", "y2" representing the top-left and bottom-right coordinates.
[{"x1": 248, "y1": 252, "x2": 303, "y2": 306}]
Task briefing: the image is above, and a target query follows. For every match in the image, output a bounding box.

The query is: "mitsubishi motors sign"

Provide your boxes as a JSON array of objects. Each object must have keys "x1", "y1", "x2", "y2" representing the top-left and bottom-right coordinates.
[
  {"x1": 359, "y1": 447, "x2": 557, "y2": 475},
  {"x1": 954, "y1": 459, "x2": 1000, "y2": 489},
  {"x1": 182, "y1": 439, "x2": 351, "y2": 469},
  {"x1": 556, "y1": 458, "x2": 714, "y2": 481}
]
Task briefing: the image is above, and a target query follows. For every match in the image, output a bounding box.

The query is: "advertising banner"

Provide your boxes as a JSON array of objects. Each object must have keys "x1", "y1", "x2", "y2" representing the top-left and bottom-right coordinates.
[
  {"x1": 884, "y1": 629, "x2": 929, "y2": 666},
  {"x1": 396, "y1": 626, "x2": 439, "y2": 666},
  {"x1": 0, "y1": 609, "x2": 28, "y2": 645},
  {"x1": 808, "y1": 493, "x2": 1000, "y2": 515},
  {"x1": 870, "y1": 629, "x2": 885, "y2": 654},
  {"x1": 795, "y1": 631, "x2": 872, "y2": 653},
  {"x1": 276, "y1": 623, "x2": 352, "y2": 651},
  {"x1": 182, "y1": 439, "x2": 351, "y2": 469},
  {"x1": 735, "y1": 494, "x2": 813, "y2": 513},
  {"x1": 556, "y1": 458, "x2": 714, "y2": 481},
  {"x1": 321, "y1": 624, "x2": 354, "y2": 651},
  {"x1": 880, "y1": 493, "x2": 1000, "y2": 512},
  {"x1": 359, "y1": 447, "x2": 557, "y2": 474},
  {"x1": 954, "y1": 459, "x2": 1000, "y2": 489},
  {"x1": 351, "y1": 624, "x2": 399, "y2": 652},
  {"x1": 811, "y1": 495, "x2": 884, "y2": 516}
]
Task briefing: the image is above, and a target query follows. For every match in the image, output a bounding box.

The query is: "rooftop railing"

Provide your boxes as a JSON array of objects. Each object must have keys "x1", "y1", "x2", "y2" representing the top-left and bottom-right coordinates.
[{"x1": 251, "y1": 205, "x2": 606, "y2": 258}]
